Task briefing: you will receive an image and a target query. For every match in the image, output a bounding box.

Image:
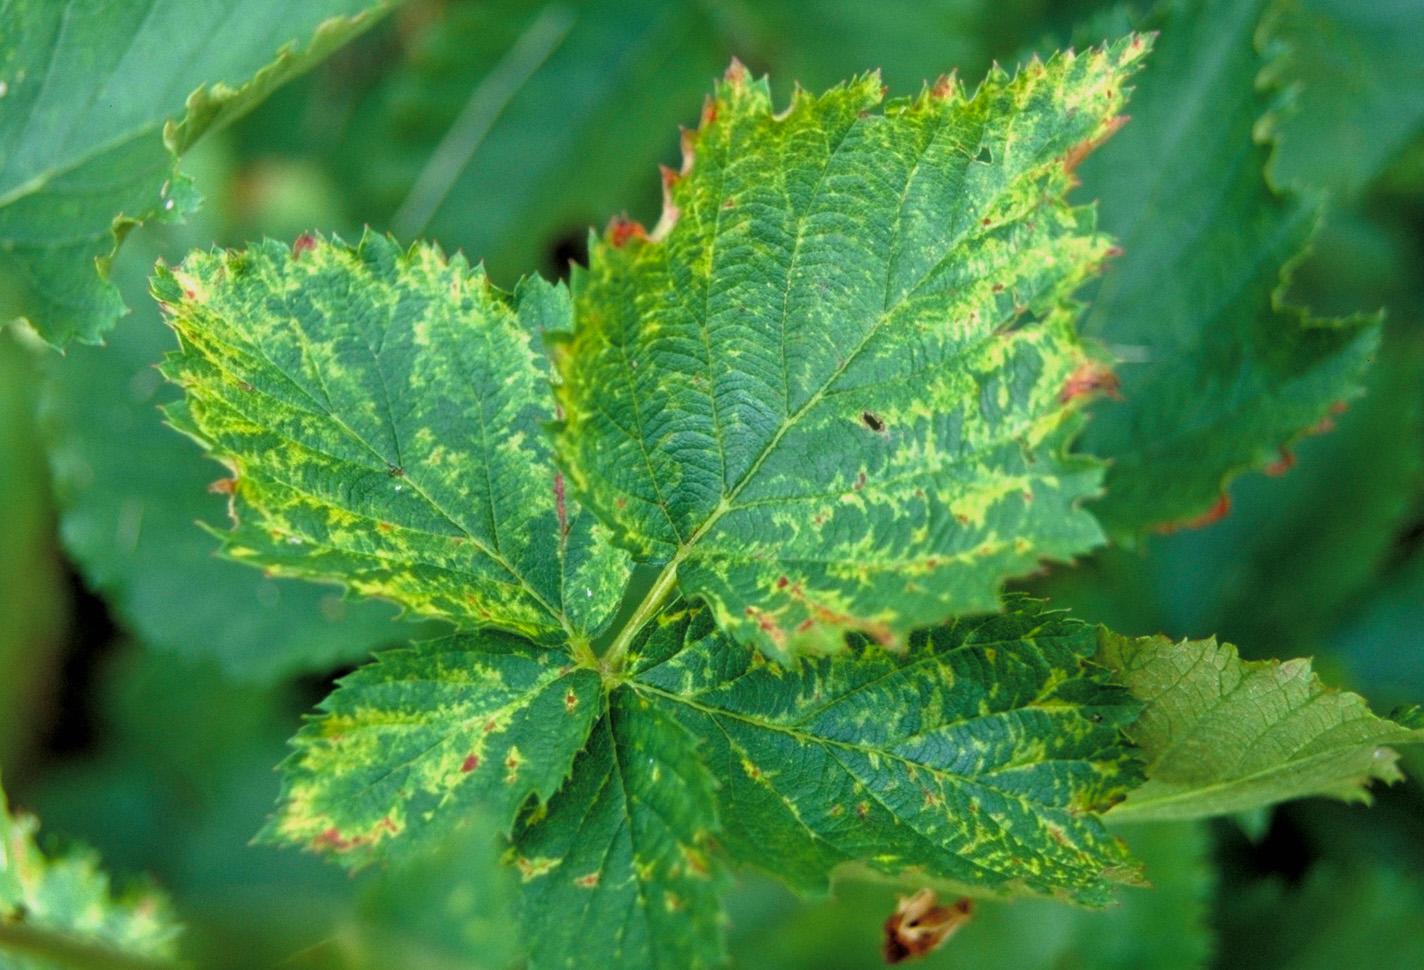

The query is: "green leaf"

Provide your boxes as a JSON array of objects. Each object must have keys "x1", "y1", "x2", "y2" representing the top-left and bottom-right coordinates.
[
  {"x1": 1260, "y1": 0, "x2": 1424, "y2": 197},
  {"x1": 1, "y1": 779, "x2": 182, "y2": 968},
  {"x1": 1334, "y1": 551, "x2": 1424, "y2": 706},
  {"x1": 1220, "y1": 864, "x2": 1424, "y2": 969},
  {"x1": 627, "y1": 603, "x2": 1143, "y2": 905},
  {"x1": 1099, "y1": 630, "x2": 1424, "y2": 822},
  {"x1": 19, "y1": 645, "x2": 454, "y2": 968},
  {"x1": 265, "y1": 631, "x2": 603, "y2": 869},
  {"x1": 1028, "y1": 324, "x2": 1424, "y2": 657},
  {"x1": 1074, "y1": 0, "x2": 1378, "y2": 535},
  {"x1": 725, "y1": 0, "x2": 1050, "y2": 98},
  {"x1": 726, "y1": 820, "x2": 1214, "y2": 970},
  {"x1": 44, "y1": 224, "x2": 422, "y2": 683},
  {"x1": 513, "y1": 691, "x2": 726, "y2": 970},
  {"x1": 156, "y1": 232, "x2": 631, "y2": 650},
  {"x1": 270, "y1": 0, "x2": 1048, "y2": 285},
  {"x1": 554, "y1": 39, "x2": 1151, "y2": 658},
  {"x1": 0, "y1": 0, "x2": 389, "y2": 346},
  {"x1": 330, "y1": 824, "x2": 520, "y2": 970}
]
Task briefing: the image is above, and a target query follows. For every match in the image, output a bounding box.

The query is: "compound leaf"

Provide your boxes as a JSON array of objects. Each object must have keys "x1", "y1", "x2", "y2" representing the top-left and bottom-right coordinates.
[
  {"x1": 1, "y1": 779, "x2": 181, "y2": 967},
  {"x1": 0, "y1": 0, "x2": 391, "y2": 347},
  {"x1": 1099, "y1": 630, "x2": 1424, "y2": 822},
  {"x1": 628, "y1": 602, "x2": 1143, "y2": 906},
  {"x1": 157, "y1": 232, "x2": 631, "y2": 649},
  {"x1": 553, "y1": 39, "x2": 1151, "y2": 658},
  {"x1": 265, "y1": 631, "x2": 602, "y2": 869},
  {"x1": 1075, "y1": 0, "x2": 1378, "y2": 535},
  {"x1": 513, "y1": 691, "x2": 726, "y2": 970}
]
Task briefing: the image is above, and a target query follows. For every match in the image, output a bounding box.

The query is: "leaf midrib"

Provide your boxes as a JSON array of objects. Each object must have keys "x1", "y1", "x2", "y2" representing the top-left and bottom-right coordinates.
[
  {"x1": 630, "y1": 679, "x2": 1100, "y2": 814},
  {"x1": 181, "y1": 305, "x2": 576, "y2": 640},
  {"x1": 597, "y1": 143, "x2": 1078, "y2": 668},
  {"x1": 1106, "y1": 733, "x2": 1401, "y2": 822}
]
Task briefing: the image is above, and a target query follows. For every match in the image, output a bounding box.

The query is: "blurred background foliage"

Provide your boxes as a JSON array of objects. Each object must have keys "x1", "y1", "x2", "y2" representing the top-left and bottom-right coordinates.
[{"x1": 3, "y1": 0, "x2": 1423, "y2": 966}]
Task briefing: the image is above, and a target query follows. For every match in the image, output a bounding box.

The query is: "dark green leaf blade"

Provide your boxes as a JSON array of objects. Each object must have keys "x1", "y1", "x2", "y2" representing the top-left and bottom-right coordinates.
[
  {"x1": 630, "y1": 603, "x2": 1143, "y2": 905},
  {"x1": 1075, "y1": 0, "x2": 1378, "y2": 535},
  {"x1": 157, "y1": 232, "x2": 631, "y2": 648},
  {"x1": 513, "y1": 691, "x2": 725, "y2": 970},
  {"x1": 265, "y1": 632, "x2": 602, "y2": 869},
  {"x1": 318, "y1": 0, "x2": 1048, "y2": 284},
  {"x1": 0, "y1": 0, "x2": 390, "y2": 346},
  {"x1": 1261, "y1": 0, "x2": 1424, "y2": 197},
  {"x1": 726, "y1": 820, "x2": 1214, "y2": 970},
  {"x1": 1099, "y1": 630, "x2": 1424, "y2": 822},
  {"x1": 554, "y1": 40, "x2": 1152, "y2": 657}
]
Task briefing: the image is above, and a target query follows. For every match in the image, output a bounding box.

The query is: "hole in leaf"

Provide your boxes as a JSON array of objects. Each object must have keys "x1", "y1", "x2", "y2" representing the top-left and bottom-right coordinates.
[
  {"x1": 861, "y1": 411, "x2": 885, "y2": 432},
  {"x1": 545, "y1": 229, "x2": 589, "y2": 280},
  {"x1": 974, "y1": 144, "x2": 991, "y2": 163},
  {"x1": 995, "y1": 307, "x2": 1043, "y2": 335}
]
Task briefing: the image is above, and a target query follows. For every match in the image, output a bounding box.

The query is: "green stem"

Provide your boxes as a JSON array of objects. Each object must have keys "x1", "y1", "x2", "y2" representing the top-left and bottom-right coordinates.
[{"x1": 598, "y1": 554, "x2": 683, "y2": 675}]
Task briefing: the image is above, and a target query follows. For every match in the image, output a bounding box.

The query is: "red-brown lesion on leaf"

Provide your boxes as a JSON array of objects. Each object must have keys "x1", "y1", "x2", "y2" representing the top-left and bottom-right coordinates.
[
  {"x1": 883, "y1": 890, "x2": 973, "y2": 965},
  {"x1": 208, "y1": 477, "x2": 237, "y2": 495},
  {"x1": 1058, "y1": 361, "x2": 1122, "y2": 404},
  {"x1": 649, "y1": 164, "x2": 686, "y2": 241},
  {"x1": 310, "y1": 815, "x2": 399, "y2": 855},
  {"x1": 553, "y1": 472, "x2": 569, "y2": 539},
  {"x1": 292, "y1": 233, "x2": 318, "y2": 258},
  {"x1": 311, "y1": 827, "x2": 357, "y2": 853},
  {"x1": 461, "y1": 753, "x2": 480, "y2": 773},
  {"x1": 743, "y1": 605, "x2": 788, "y2": 649},
  {"x1": 930, "y1": 72, "x2": 960, "y2": 101},
  {"x1": 1155, "y1": 494, "x2": 1231, "y2": 534},
  {"x1": 782, "y1": 582, "x2": 895, "y2": 647},
  {"x1": 607, "y1": 216, "x2": 647, "y2": 248},
  {"x1": 723, "y1": 57, "x2": 749, "y2": 88},
  {"x1": 1264, "y1": 448, "x2": 1296, "y2": 476},
  {"x1": 683, "y1": 845, "x2": 712, "y2": 878},
  {"x1": 1064, "y1": 114, "x2": 1130, "y2": 176},
  {"x1": 574, "y1": 871, "x2": 600, "y2": 888}
]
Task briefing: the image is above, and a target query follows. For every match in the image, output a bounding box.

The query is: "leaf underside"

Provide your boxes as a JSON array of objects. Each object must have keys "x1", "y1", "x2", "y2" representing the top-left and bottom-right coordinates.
[{"x1": 1099, "y1": 630, "x2": 1424, "y2": 822}]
